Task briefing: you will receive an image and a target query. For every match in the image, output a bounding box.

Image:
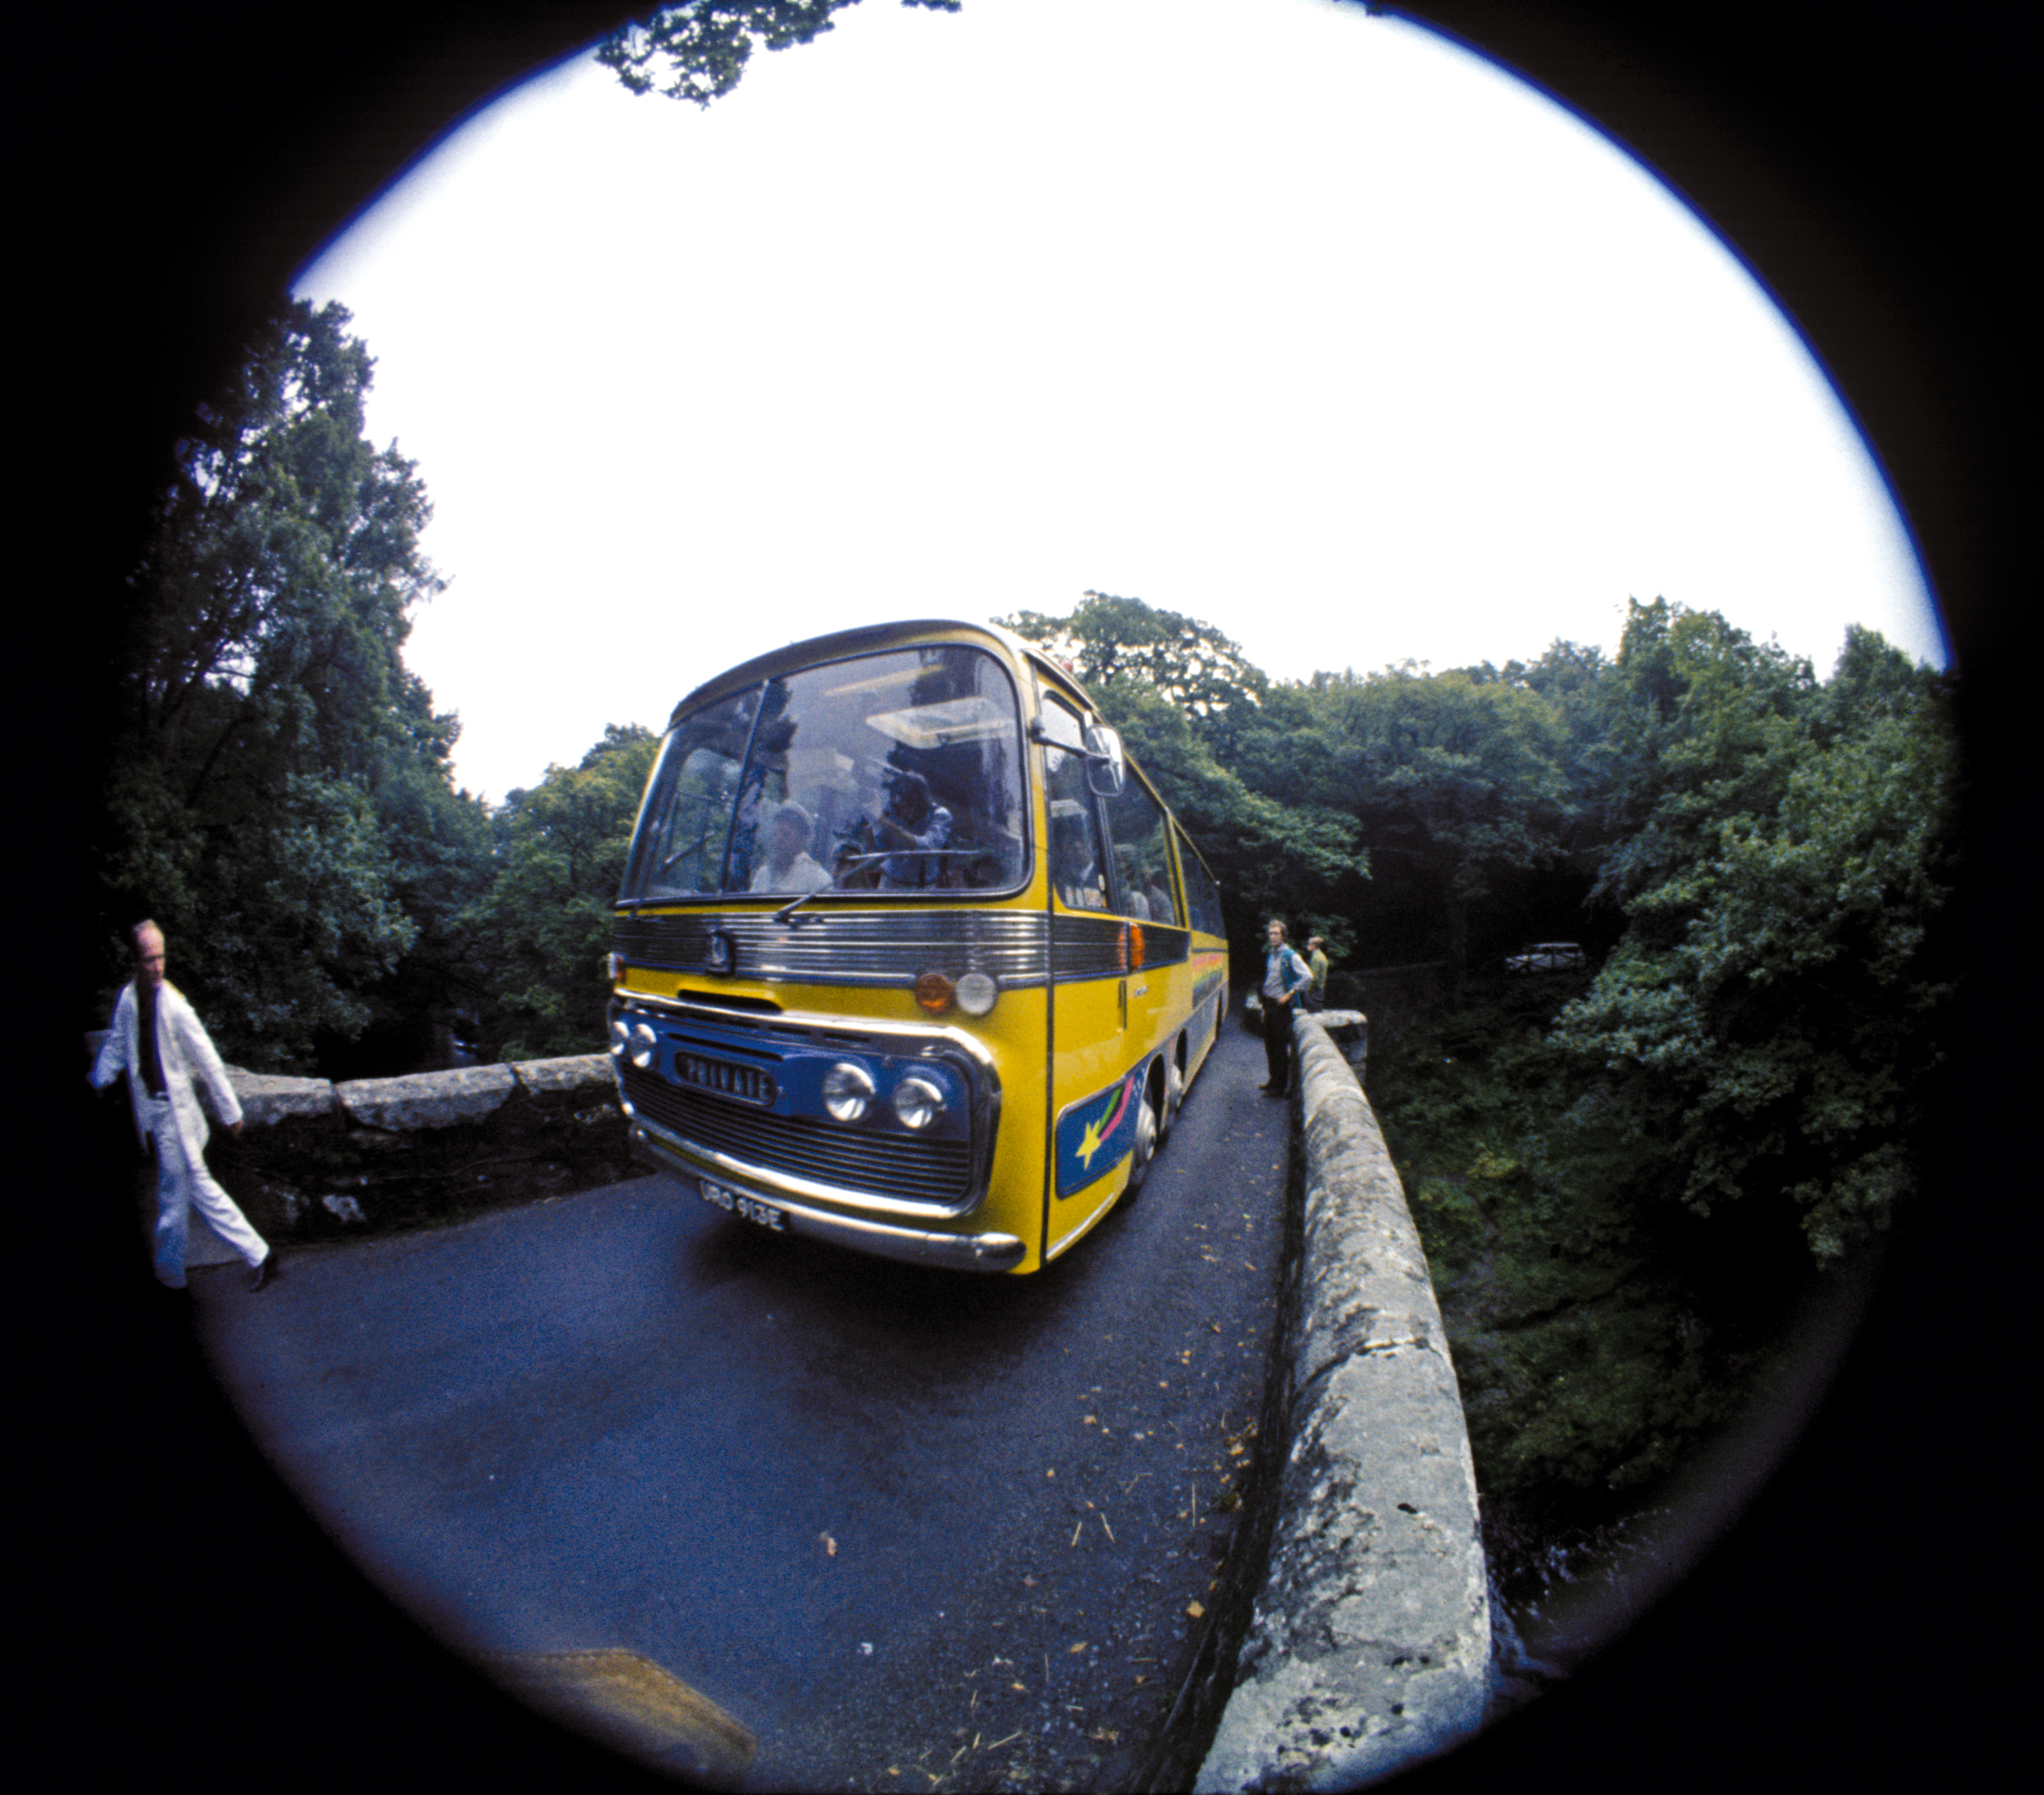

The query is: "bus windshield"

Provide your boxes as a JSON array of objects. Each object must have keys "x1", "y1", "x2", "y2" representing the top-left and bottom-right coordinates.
[{"x1": 619, "y1": 643, "x2": 1028, "y2": 904}]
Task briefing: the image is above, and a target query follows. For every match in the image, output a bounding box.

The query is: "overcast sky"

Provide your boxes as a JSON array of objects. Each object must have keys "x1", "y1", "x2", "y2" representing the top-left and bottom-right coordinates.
[{"x1": 296, "y1": 0, "x2": 1944, "y2": 806}]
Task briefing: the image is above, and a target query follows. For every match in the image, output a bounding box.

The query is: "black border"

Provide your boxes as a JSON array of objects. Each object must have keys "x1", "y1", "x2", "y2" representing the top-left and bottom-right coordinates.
[{"x1": 45, "y1": 5, "x2": 2013, "y2": 1789}]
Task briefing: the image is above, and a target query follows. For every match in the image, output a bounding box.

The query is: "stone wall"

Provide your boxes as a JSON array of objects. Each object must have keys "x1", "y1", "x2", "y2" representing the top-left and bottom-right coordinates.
[
  {"x1": 87, "y1": 1036, "x2": 637, "y2": 1244},
  {"x1": 1194, "y1": 1013, "x2": 1490, "y2": 1791}
]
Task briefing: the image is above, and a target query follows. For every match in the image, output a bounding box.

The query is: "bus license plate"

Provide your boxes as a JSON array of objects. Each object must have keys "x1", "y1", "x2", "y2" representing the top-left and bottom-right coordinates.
[{"x1": 700, "y1": 1179, "x2": 785, "y2": 1232}]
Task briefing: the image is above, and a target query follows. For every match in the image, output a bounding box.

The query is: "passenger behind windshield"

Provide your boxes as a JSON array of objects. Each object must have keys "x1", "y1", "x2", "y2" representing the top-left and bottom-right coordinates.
[{"x1": 749, "y1": 800, "x2": 833, "y2": 894}]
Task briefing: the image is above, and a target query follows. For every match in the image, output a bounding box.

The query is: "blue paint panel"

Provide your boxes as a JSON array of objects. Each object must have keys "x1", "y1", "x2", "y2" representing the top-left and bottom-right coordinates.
[{"x1": 1054, "y1": 1068, "x2": 1141, "y2": 1198}]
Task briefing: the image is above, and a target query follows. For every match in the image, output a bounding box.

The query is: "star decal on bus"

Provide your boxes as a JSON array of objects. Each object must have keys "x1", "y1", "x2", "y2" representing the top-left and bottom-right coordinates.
[{"x1": 1077, "y1": 1076, "x2": 1134, "y2": 1169}]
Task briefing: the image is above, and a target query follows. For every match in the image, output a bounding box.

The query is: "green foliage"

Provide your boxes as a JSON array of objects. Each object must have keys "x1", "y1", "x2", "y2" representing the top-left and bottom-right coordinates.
[
  {"x1": 1585, "y1": 597, "x2": 1817, "y2": 910},
  {"x1": 466, "y1": 725, "x2": 661, "y2": 1063},
  {"x1": 1553, "y1": 606, "x2": 1957, "y2": 1261},
  {"x1": 1376, "y1": 984, "x2": 1778, "y2": 1507},
  {"x1": 98, "y1": 299, "x2": 484, "y2": 1070},
  {"x1": 599, "y1": 0, "x2": 960, "y2": 107},
  {"x1": 1292, "y1": 663, "x2": 1570, "y2": 898},
  {"x1": 1410, "y1": 1176, "x2": 1487, "y2": 1272},
  {"x1": 1230, "y1": 660, "x2": 1573, "y2": 987},
  {"x1": 998, "y1": 589, "x2": 1270, "y2": 736}
]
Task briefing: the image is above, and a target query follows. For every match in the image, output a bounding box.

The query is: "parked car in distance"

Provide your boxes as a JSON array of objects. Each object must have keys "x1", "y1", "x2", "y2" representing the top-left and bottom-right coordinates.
[
  {"x1": 1243, "y1": 990, "x2": 1263, "y2": 1035},
  {"x1": 1504, "y1": 942, "x2": 1587, "y2": 974}
]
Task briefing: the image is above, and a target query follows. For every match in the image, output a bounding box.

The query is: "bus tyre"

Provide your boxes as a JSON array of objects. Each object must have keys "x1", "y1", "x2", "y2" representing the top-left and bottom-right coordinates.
[
  {"x1": 1126, "y1": 1075, "x2": 1162, "y2": 1196},
  {"x1": 1160, "y1": 1048, "x2": 1186, "y2": 1143}
]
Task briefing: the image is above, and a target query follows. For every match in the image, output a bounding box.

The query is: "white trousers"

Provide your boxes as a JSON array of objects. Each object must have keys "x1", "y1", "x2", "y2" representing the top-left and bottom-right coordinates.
[{"x1": 147, "y1": 1101, "x2": 268, "y2": 1287}]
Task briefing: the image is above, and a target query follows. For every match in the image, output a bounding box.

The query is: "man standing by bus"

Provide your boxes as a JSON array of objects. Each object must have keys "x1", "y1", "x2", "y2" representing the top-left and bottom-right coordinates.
[
  {"x1": 90, "y1": 920, "x2": 276, "y2": 1291},
  {"x1": 1259, "y1": 919, "x2": 1313, "y2": 1097}
]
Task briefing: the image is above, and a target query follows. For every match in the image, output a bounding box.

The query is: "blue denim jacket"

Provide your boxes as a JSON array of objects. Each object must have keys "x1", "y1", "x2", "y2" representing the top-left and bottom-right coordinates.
[{"x1": 1263, "y1": 944, "x2": 1312, "y2": 1001}]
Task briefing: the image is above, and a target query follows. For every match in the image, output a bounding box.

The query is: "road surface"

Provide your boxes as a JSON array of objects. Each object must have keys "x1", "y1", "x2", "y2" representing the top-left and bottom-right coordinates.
[{"x1": 195, "y1": 1022, "x2": 1291, "y2": 1791}]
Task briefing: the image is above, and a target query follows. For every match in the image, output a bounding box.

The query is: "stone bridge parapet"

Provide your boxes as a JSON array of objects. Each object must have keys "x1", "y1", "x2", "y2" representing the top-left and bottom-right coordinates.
[
  {"x1": 1192, "y1": 1012, "x2": 1489, "y2": 1791},
  {"x1": 85, "y1": 1036, "x2": 634, "y2": 1242}
]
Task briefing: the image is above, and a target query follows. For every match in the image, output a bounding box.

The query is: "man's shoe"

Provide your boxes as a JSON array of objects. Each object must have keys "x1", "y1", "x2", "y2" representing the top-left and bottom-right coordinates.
[{"x1": 248, "y1": 1254, "x2": 277, "y2": 1292}]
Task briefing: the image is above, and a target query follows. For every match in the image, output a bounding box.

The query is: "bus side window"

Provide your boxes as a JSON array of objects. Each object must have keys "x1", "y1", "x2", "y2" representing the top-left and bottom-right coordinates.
[
  {"x1": 1177, "y1": 825, "x2": 1224, "y2": 937},
  {"x1": 1101, "y1": 774, "x2": 1175, "y2": 924}
]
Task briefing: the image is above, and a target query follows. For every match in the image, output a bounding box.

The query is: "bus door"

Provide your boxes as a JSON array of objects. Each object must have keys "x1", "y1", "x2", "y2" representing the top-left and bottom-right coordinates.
[{"x1": 1039, "y1": 695, "x2": 1140, "y2": 1242}]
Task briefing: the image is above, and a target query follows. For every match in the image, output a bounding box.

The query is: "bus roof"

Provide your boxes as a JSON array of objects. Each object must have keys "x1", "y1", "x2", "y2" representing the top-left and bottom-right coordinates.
[{"x1": 665, "y1": 618, "x2": 1051, "y2": 730}]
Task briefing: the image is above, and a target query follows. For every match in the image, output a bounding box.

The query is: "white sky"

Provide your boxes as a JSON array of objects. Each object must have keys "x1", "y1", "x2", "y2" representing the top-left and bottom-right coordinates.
[{"x1": 297, "y1": 0, "x2": 1944, "y2": 806}]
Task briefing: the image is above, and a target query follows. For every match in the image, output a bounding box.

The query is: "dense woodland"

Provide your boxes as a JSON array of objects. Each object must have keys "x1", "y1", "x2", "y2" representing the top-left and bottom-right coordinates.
[{"x1": 93, "y1": 301, "x2": 1959, "y2": 1522}]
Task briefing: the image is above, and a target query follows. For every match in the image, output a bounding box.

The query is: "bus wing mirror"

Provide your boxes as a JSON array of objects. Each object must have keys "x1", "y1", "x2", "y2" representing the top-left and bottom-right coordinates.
[{"x1": 1085, "y1": 724, "x2": 1126, "y2": 796}]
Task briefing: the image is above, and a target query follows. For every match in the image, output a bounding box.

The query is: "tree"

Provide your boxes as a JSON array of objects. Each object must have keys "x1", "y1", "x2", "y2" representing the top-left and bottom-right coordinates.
[
  {"x1": 997, "y1": 590, "x2": 1268, "y2": 743},
  {"x1": 599, "y1": 0, "x2": 960, "y2": 107},
  {"x1": 466, "y1": 725, "x2": 661, "y2": 1063},
  {"x1": 1584, "y1": 598, "x2": 1817, "y2": 913},
  {"x1": 97, "y1": 299, "x2": 484, "y2": 1071},
  {"x1": 1272, "y1": 663, "x2": 1572, "y2": 993},
  {"x1": 1551, "y1": 615, "x2": 1957, "y2": 1263}
]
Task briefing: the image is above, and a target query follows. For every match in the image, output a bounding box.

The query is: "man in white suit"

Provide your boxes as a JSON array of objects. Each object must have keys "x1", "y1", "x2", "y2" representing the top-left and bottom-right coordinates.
[{"x1": 91, "y1": 920, "x2": 275, "y2": 1291}]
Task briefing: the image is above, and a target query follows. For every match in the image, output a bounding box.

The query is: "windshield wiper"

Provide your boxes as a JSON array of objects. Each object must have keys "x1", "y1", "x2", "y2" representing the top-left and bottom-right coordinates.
[
  {"x1": 772, "y1": 886, "x2": 838, "y2": 927},
  {"x1": 773, "y1": 845, "x2": 1007, "y2": 924}
]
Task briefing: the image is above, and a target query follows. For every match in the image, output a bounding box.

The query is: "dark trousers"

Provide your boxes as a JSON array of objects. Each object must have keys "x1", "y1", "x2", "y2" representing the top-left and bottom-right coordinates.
[{"x1": 1263, "y1": 996, "x2": 1295, "y2": 1092}]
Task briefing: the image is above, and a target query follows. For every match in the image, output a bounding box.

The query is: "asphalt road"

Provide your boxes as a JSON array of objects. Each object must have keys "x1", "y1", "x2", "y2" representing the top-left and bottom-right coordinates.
[{"x1": 194, "y1": 1022, "x2": 1291, "y2": 1792}]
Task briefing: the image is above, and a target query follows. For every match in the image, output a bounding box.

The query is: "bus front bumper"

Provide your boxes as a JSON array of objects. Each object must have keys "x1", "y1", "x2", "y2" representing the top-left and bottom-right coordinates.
[{"x1": 629, "y1": 1123, "x2": 1028, "y2": 1274}]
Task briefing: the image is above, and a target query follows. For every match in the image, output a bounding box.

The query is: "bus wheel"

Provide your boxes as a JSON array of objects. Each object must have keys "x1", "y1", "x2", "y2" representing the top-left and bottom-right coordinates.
[
  {"x1": 1159, "y1": 1045, "x2": 1186, "y2": 1143},
  {"x1": 1127, "y1": 1071, "x2": 1163, "y2": 1195}
]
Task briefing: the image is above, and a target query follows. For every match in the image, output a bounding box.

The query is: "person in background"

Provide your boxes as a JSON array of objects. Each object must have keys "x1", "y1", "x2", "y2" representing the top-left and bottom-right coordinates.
[
  {"x1": 89, "y1": 920, "x2": 276, "y2": 1291},
  {"x1": 1114, "y1": 845, "x2": 1152, "y2": 918},
  {"x1": 1144, "y1": 869, "x2": 1176, "y2": 926},
  {"x1": 1304, "y1": 935, "x2": 1331, "y2": 1012},
  {"x1": 1258, "y1": 918, "x2": 1314, "y2": 1097}
]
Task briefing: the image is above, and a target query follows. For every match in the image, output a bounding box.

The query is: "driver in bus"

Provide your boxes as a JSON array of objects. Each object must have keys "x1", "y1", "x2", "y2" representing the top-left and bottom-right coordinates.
[
  {"x1": 749, "y1": 800, "x2": 833, "y2": 894},
  {"x1": 874, "y1": 771, "x2": 953, "y2": 890},
  {"x1": 1051, "y1": 811, "x2": 1107, "y2": 910}
]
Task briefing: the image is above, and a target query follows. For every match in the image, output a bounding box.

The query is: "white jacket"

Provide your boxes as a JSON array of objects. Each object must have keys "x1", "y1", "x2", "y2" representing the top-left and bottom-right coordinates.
[{"x1": 91, "y1": 980, "x2": 243, "y2": 1154}]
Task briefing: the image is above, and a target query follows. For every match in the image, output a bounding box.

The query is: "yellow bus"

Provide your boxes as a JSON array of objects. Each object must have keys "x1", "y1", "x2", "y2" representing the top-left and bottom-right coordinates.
[{"x1": 607, "y1": 618, "x2": 1230, "y2": 1274}]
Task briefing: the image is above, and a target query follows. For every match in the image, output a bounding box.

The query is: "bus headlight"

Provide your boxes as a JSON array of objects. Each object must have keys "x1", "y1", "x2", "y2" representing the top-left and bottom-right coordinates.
[
  {"x1": 954, "y1": 972, "x2": 999, "y2": 1017},
  {"x1": 609, "y1": 1013, "x2": 630, "y2": 1058},
  {"x1": 823, "y1": 1062, "x2": 875, "y2": 1123},
  {"x1": 893, "y1": 1076, "x2": 946, "y2": 1131},
  {"x1": 628, "y1": 1023, "x2": 657, "y2": 1070}
]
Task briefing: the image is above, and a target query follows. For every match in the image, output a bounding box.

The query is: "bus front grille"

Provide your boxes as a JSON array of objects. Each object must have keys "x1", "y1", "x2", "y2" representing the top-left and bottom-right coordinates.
[{"x1": 620, "y1": 1064, "x2": 972, "y2": 1208}]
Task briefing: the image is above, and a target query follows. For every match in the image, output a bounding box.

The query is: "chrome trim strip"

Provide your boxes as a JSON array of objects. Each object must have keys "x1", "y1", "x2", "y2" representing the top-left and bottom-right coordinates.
[
  {"x1": 631, "y1": 1126, "x2": 1026, "y2": 1271},
  {"x1": 615, "y1": 909, "x2": 1050, "y2": 985}
]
